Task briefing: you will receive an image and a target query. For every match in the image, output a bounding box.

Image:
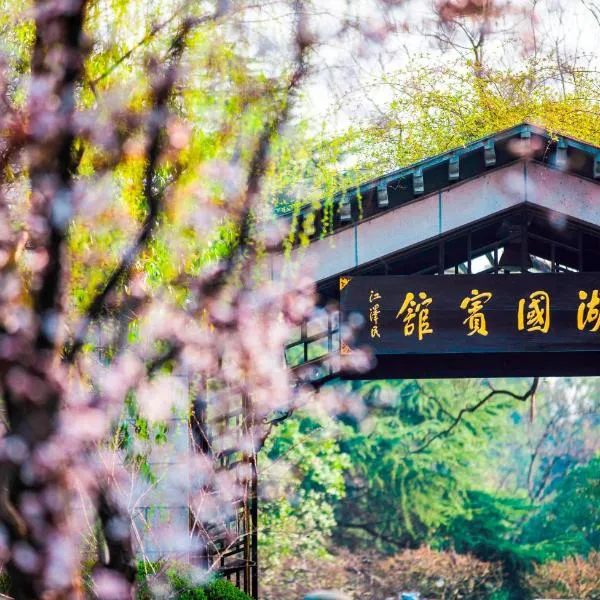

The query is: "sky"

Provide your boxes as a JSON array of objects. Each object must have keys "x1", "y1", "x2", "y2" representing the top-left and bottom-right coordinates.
[
  {"x1": 287, "y1": 0, "x2": 600, "y2": 131},
  {"x1": 97, "y1": 0, "x2": 599, "y2": 135}
]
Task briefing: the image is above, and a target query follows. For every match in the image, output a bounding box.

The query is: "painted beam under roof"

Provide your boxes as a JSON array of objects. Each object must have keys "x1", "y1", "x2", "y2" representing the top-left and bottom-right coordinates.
[
  {"x1": 526, "y1": 161, "x2": 600, "y2": 222},
  {"x1": 273, "y1": 160, "x2": 600, "y2": 283}
]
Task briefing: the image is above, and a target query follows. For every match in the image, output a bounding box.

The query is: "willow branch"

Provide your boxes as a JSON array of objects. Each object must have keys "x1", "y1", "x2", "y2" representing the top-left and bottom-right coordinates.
[
  {"x1": 65, "y1": 11, "x2": 223, "y2": 363},
  {"x1": 203, "y1": 1, "x2": 311, "y2": 297},
  {"x1": 90, "y1": 12, "x2": 181, "y2": 88}
]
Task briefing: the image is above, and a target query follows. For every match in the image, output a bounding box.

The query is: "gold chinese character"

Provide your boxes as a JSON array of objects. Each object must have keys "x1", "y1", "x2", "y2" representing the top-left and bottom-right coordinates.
[
  {"x1": 370, "y1": 303, "x2": 381, "y2": 339},
  {"x1": 369, "y1": 303, "x2": 380, "y2": 324},
  {"x1": 517, "y1": 291, "x2": 550, "y2": 333},
  {"x1": 577, "y1": 290, "x2": 600, "y2": 332},
  {"x1": 460, "y1": 289, "x2": 493, "y2": 336},
  {"x1": 396, "y1": 291, "x2": 433, "y2": 341},
  {"x1": 369, "y1": 290, "x2": 382, "y2": 303},
  {"x1": 369, "y1": 290, "x2": 382, "y2": 339}
]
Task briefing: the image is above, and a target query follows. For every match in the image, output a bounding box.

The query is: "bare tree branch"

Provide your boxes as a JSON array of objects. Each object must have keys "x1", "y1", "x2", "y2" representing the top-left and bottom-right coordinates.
[
  {"x1": 405, "y1": 377, "x2": 539, "y2": 456},
  {"x1": 581, "y1": 0, "x2": 600, "y2": 30}
]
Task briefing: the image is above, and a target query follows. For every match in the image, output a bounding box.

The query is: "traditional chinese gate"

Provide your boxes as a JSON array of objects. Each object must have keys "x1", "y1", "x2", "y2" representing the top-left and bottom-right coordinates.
[
  {"x1": 224, "y1": 123, "x2": 600, "y2": 597},
  {"x1": 283, "y1": 123, "x2": 600, "y2": 381}
]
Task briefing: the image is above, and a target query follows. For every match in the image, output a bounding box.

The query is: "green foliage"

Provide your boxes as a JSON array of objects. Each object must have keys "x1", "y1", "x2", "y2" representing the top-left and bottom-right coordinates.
[
  {"x1": 339, "y1": 58, "x2": 600, "y2": 181},
  {"x1": 521, "y1": 456, "x2": 600, "y2": 560},
  {"x1": 491, "y1": 378, "x2": 600, "y2": 502},
  {"x1": 262, "y1": 377, "x2": 599, "y2": 597},
  {"x1": 443, "y1": 491, "x2": 541, "y2": 569},
  {"x1": 334, "y1": 379, "x2": 522, "y2": 551},
  {"x1": 166, "y1": 572, "x2": 254, "y2": 600},
  {"x1": 442, "y1": 491, "x2": 543, "y2": 598},
  {"x1": 136, "y1": 561, "x2": 161, "y2": 600},
  {"x1": 166, "y1": 568, "x2": 207, "y2": 600},
  {"x1": 204, "y1": 579, "x2": 253, "y2": 600},
  {"x1": 136, "y1": 562, "x2": 252, "y2": 600},
  {"x1": 259, "y1": 413, "x2": 351, "y2": 563}
]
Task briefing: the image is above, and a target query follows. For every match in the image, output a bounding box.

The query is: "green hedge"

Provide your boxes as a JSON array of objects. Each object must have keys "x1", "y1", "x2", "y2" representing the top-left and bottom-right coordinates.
[
  {"x1": 137, "y1": 562, "x2": 253, "y2": 600},
  {"x1": 205, "y1": 579, "x2": 254, "y2": 600}
]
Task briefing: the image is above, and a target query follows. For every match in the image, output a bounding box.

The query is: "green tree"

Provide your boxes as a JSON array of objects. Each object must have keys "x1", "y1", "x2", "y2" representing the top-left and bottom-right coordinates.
[
  {"x1": 331, "y1": 379, "x2": 534, "y2": 551},
  {"x1": 521, "y1": 456, "x2": 600, "y2": 560},
  {"x1": 259, "y1": 414, "x2": 351, "y2": 563},
  {"x1": 320, "y1": 59, "x2": 600, "y2": 192}
]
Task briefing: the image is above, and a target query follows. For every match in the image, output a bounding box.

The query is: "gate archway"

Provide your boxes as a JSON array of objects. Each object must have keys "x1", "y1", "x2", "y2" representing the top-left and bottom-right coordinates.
[
  {"x1": 217, "y1": 123, "x2": 600, "y2": 597},
  {"x1": 282, "y1": 123, "x2": 600, "y2": 382}
]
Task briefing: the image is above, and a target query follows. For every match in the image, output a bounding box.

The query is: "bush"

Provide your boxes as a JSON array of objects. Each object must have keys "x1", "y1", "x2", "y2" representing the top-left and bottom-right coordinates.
[
  {"x1": 259, "y1": 549, "x2": 363, "y2": 600},
  {"x1": 166, "y1": 567, "x2": 207, "y2": 600},
  {"x1": 136, "y1": 561, "x2": 168, "y2": 600},
  {"x1": 375, "y1": 546, "x2": 504, "y2": 600},
  {"x1": 136, "y1": 562, "x2": 252, "y2": 600},
  {"x1": 205, "y1": 579, "x2": 253, "y2": 600},
  {"x1": 260, "y1": 546, "x2": 506, "y2": 600},
  {"x1": 525, "y1": 552, "x2": 600, "y2": 599}
]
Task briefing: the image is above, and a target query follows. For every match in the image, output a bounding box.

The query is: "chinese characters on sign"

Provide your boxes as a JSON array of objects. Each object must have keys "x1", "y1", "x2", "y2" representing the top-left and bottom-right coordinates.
[
  {"x1": 386, "y1": 288, "x2": 600, "y2": 338},
  {"x1": 460, "y1": 289, "x2": 493, "y2": 336},
  {"x1": 396, "y1": 292, "x2": 433, "y2": 340},
  {"x1": 518, "y1": 291, "x2": 550, "y2": 333},
  {"x1": 577, "y1": 290, "x2": 600, "y2": 332},
  {"x1": 340, "y1": 274, "x2": 600, "y2": 378},
  {"x1": 369, "y1": 289, "x2": 381, "y2": 339}
]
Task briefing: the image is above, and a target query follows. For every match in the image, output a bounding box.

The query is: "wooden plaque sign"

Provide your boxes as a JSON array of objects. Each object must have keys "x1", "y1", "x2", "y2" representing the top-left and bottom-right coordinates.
[{"x1": 339, "y1": 274, "x2": 600, "y2": 378}]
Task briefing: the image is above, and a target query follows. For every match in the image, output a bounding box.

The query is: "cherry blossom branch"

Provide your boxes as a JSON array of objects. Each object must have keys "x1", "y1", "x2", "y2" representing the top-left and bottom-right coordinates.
[
  {"x1": 28, "y1": 0, "x2": 88, "y2": 352},
  {"x1": 1, "y1": 2, "x2": 90, "y2": 597}
]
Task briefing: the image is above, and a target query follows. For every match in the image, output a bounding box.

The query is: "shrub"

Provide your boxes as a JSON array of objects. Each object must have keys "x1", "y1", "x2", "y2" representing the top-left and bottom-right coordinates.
[
  {"x1": 260, "y1": 546, "x2": 506, "y2": 600},
  {"x1": 259, "y1": 550, "x2": 361, "y2": 600},
  {"x1": 375, "y1": 546, "x2": 504, "y2": 599},
  {"x1": 136, "y1": 561, "x2": 168, "y2": 600},
  {"x1": 525, "y1": 552, "x2": 600, "y2": 599},
  {"x1": 136, "y1": 563, "x2": 252, "y2": 600},
  {"x1": 205, "y1": 579, "x2": 253, "y2": 600},
  {"x1": 166, "y1": 568, "x2": 207, "y2": 600}
]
